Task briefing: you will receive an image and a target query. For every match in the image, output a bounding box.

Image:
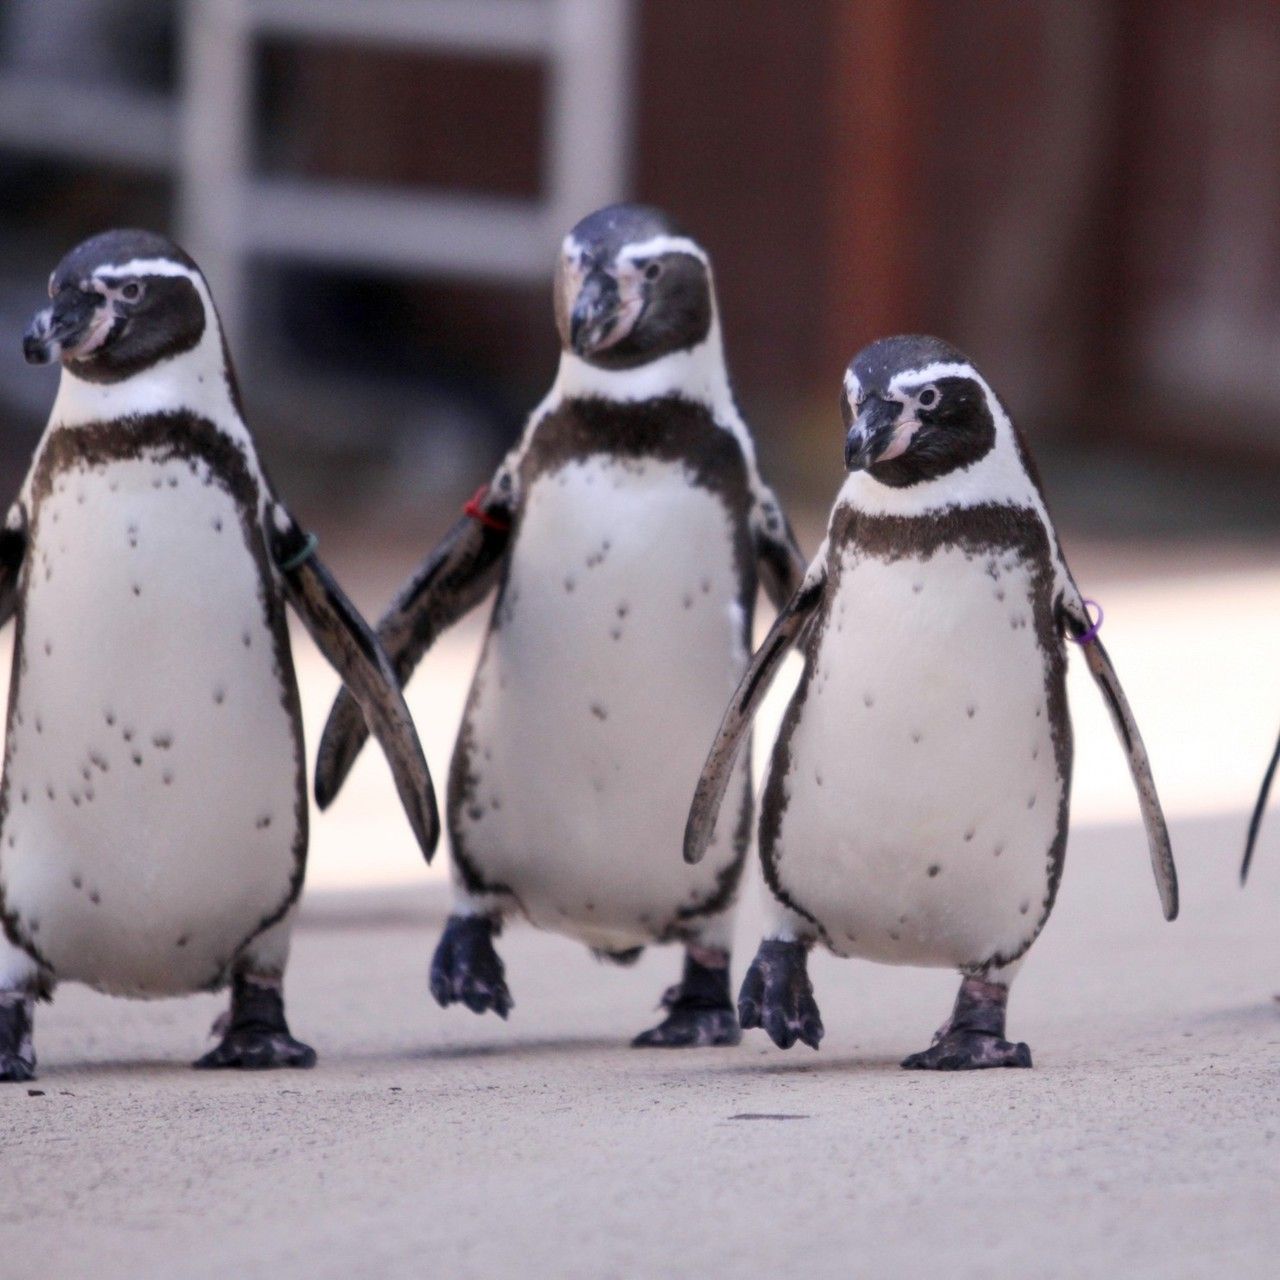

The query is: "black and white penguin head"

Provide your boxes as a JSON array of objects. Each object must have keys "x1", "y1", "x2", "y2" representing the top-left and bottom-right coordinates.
[
  {"x1": 554, "y1": 204, "x2": 715, "y2": 370},
  {"x1": 23, "y1": 229, "x2": 216, "y2": 385},
  {"x1": 839, "y1": 336, "x2": 1001, "y2": 489}
]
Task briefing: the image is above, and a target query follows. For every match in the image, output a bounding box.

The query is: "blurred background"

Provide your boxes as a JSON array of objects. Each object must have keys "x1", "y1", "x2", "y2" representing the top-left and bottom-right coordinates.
[{"x1": 0, "y1": 0, "x2": 1278, "y2": 888}]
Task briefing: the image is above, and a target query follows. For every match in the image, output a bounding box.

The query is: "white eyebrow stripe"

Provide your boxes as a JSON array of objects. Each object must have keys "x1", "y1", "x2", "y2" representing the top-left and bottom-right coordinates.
[
  {"x1": 888, "y1": 360, "x2": 976, "y2": 392},
  {"x1": 842, "y1": 368, "x2": 861, "y2": 401},
  {"x1": 91, "y1": 257, "x2": 197, "y2": 281},
  {"x1": 618, "y1": 234, "x2": 709, "y2": 266}
]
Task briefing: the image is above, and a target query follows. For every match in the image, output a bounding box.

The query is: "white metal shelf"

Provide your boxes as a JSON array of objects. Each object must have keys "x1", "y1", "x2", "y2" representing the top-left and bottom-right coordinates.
[{"x1": 0, "y1": 0, "x2": 635, "y2": 343}]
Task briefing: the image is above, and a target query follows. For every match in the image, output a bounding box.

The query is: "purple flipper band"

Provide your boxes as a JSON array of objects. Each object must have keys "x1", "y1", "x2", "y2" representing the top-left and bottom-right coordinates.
[{"x1": 1069, "y1": 598, "x2": 1104, "y2": 645}]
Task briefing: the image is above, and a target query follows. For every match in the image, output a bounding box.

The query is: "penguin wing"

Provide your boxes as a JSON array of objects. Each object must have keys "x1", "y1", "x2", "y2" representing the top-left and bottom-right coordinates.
[
  {"x1": 270, "y1": 508, "x2": 441, "y2": 861},
  {"x1": 684, "y1": 567, "x2": 827, "y2": 865},
  {"x1": 1061, "y1": 595, "x2": 1178, "y2": 920},
  {"x1": 0, "y1": 507, "x2": 27, "y2": 629},
  {"x1": 1241, "y1": 724, "x2": 1280, "y2": 885},
  {"x1": 751, "y1": 485, "x2": 807, "y2": 611},
  {"x1": 313, "y1": 496, "x2": 513, "y2": 808}
]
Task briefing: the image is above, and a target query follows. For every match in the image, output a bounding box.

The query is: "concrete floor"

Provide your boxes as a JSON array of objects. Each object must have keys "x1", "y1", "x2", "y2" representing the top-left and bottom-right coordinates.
[
  {"x1": 2, "y1": 538, "x2": 1279, "y2": 1278},
  {"x1": 2, "y1": 811, "x2": 1277, "y2": 1280}
]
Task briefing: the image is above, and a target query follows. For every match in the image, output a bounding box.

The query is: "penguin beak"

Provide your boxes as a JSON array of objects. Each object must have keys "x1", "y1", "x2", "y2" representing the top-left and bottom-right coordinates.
[
  {"x1": 569, "y1": 269, "x2": 640, "y2": 357},
  {"x1": 23, "y1": 288, "x2": 106, "y2": 365},
  {"x1": 844, "y1": 396, "x2": 914, "y2": 471}
]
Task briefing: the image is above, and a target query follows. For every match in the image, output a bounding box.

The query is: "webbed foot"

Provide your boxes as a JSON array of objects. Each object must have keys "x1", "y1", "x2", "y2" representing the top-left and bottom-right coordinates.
[
  {"x1": 0, "y1": 994, "x2": 36, "y2": 1082},
  {"x1": 194, "y1": 975, "x2": 316, "y2": 1070},
  {"x1": 901, "y1": 975, "x2": 1030, "y2": 1071},
  {"x1": 633, "y1": 947, "x2": 740, "y2": 1048},
  {"x1": 737, "y1": 939, "x2": 823, "y2": 1050},
  {"x1": 430, "y1": 914, "x2": 513, "y2": 1018}
]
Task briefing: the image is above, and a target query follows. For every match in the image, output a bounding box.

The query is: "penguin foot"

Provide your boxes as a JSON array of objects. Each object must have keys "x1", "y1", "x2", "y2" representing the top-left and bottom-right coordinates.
[
  {"x1": 0, "y1": 995, "x2": 37, "y2": 1082},
  {"x1": 632, "y1": 1005, "x2": 740, "y2": 1048},
  {"x1": 902, "y1": 975, "x2": 1030, "y2": 1070},
  {"x1": 633, "y1": 946, "x2": 740, "y2": 1048},
  {"x1": 194, "y1": 974, "x2": 316, "y2": 1071},
  {"x1": 195, "y1": 1029, "x2": 317, "y2": 1071},
  {"x1": 430, "y1": 914, "x2": 513, "y2": 1018},
  {"x1": 0, "y1": 1052, "x2": 36, "y2": 1082},
  {"x1": 901, "y1": 1032, "x2": 1031, "y2": 1071},
  {"x1": 738, "y1": 939, "x2": 823, "y2": 1051}
]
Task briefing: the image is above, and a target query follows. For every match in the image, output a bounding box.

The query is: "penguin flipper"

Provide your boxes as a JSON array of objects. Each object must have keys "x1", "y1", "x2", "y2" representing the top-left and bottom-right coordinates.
[
  {"x1": 1062, "y1": 597, "x2": 1178, "y2": 920},
  {"x1": 313, "y1": 502, "x2": 512, "y2": 808},
  {"x1": 751, "y1": 488, "x2": 806, "y2": 611},
  {"x1": 684, "y1": 568, "x2": 826, "y2": 865},
  {"x1": 271, "y1": 510, "x2": 441, "y2": 861},
  {"x1": 1241, "y1": 723, "x2": 1280, "y2": 885},
  {"x1": 0, "y1": 507, "x2": 27, "y2": 630}
]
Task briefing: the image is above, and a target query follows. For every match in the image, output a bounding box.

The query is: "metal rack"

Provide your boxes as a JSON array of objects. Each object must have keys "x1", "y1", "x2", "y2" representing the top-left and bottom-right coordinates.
[{"x1": 0, "y1": 0, "x2": 635, "y2": 342}]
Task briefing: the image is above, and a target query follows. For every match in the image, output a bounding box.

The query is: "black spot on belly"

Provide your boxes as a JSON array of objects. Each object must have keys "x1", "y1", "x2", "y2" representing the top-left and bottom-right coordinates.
[
  {"x1": 927, "y1": 864, "x2": 940, "y2": 877},
  {"x1": 911, "y1": 730, "x2": 922, "y2": 744},
  {"x1": 564, "y1": 576, "x2": 575, "y2": 592},
  {"x1": 964, "y1": 828, "x2": 974, "y2": 842},
  {"x1": 132, "y1": 584, "x2": 141, "y2": 597},
  {"x1": 122, "y1": 727, "x2": 134, "y2": 742},
  {"x1": 1019, "y1": 901, "x2": 1030, "y2": 915},
  {"x1": 616, "y1": 602, "x2": 629, "y2": 618},
  {"x1": 212, "y1": 517, "x2": 222, "y2": 533},
  {"x1": 213, "y1": 686, "x2": 226, "y2": 705},
  {"x1": 590, "y1": 703, "x2": 608, "y2": 720},
  {"x1": 967, "y1": 705, "x2": 977, "y2": 718},
  {"x1": 131, "y1": 752, "x2": 142, "y2": 766},
  {"x1": 255, "y1": 815, "x2": 272, "y2": 830},
  {"x1": 43, "y1": 641, "x2": 51, "y2": 656},
  {"x1": 682, "y1": 594, "x2": 693, "y2": 609},
  {"x1": 89, "y1": 890, "x2": 100, "y2": 905},
  {"x1": 1027, "y1": 795, "x2": 1036, "y2": 809},
  {"x1": 162, "y1": 770, "x2": 174, "y2": 786},
  {"x1": 610, "y1": 627, "x2": 622, "y2": 641},
  {"x1": 863, "y1": 693, "x2": 875, "y2": 708},
  {"x1": 104, "y1": 711, "x2": 115, "y2": 727},
  {"x1": 90, "y1": 753, "x2": 108, "y2": 772},
  {"x1": 993, "y1": 844, "x2": 1004, "y2": 858},
  {"x1": 71, "y1": 874, "x2": 82, "y2": 889},
  {"x1": 888, "y1": 929, "x2": 901, "y2": 941},
  {"x1": 152, "y1": 733, "x2": 172, "y2": 750},
  {"x1": 175, "y1": 935, "x2": 189, "y2": 948}
]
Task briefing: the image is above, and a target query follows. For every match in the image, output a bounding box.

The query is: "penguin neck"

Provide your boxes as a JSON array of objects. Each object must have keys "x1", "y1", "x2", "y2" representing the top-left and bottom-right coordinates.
[{"x1": 553, "y1": 313, "x2": 736, "y2": 418}]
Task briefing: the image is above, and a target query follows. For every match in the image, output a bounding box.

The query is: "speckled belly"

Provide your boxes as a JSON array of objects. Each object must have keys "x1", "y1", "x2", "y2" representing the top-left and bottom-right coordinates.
[
  {"x1": 765, "y1": 541, "x2": 1069, "y2": 970},
  {"x1": 451, "y1": 456, "x2": 751, "y2": 951},
  {"x1": 0, "y1": 455, "x2": 302, "y2": 995}
]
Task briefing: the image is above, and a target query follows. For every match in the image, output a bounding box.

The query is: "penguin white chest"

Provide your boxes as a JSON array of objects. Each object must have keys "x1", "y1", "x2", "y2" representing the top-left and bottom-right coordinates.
[
  {"x1": 767, "y1": 539, "x2": 1068, "y2": 971},
  {"x1": 0, "y1": 454, "x2": 302, "y2": 995},
  {"x1": 455, "y1": 455, "x2": 750, "y2": 950}
]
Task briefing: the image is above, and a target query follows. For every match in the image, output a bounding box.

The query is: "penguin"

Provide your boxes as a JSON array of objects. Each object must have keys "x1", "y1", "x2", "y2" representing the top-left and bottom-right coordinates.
[
  {"x1": 314, "y1": 203, "x2": 804, "y2": 1047},
  {"x1": 0, "y1": 229, "x2": 439, "y2": 1082},
  {"x1": 684, "y1": 335, "x2": 1178, "y2": 1069}
]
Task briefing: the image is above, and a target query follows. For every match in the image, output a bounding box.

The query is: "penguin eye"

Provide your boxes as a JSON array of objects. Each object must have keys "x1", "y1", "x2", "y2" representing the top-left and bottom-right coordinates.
[
  {"x1": 120, "y1": 280, "x2": 143, "y2": 302},
  {"x1": 643, "y1": 261, "x2": 662, "y2": 282},
  {"x1": 917, "y1": 386, "x2": 939, "y2": 409}
]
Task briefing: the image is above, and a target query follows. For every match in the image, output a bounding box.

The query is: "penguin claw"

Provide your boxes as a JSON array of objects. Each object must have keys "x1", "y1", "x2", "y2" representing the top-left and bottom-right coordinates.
[
  {"x1": 901, "y1": 1032, "x2": 1032, "y2": 1071},
  {"x1": 430, "y1": 915, "x2": 513, "y2": 1019},
  {"x1": 738, "y1": 939, "x2": 823, "y2": 1051},
  {"x1": 0, "y1": 1051, "x2": 37, "y2": 1083},
  {"x1": 632, "y1": 1006, "x2": 740, "y2": 1048},
  {"x1": 194, "y1": 1030, "x2": 316, "y2": 1071}
]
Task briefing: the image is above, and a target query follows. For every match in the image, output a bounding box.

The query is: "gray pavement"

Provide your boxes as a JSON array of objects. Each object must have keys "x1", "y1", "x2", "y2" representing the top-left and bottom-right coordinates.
[{"x1": 2, "y1": 810, "x2": 1277, "y2": 1280}]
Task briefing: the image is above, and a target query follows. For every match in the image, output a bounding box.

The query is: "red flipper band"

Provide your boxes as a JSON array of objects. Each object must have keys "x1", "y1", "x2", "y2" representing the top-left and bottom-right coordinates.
[{"x1": 464, "y1": 486, "x2": 511, "y2": 532}]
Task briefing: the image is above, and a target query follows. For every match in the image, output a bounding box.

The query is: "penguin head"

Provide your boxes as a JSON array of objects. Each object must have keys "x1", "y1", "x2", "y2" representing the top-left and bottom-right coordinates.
[
  {"x1": 840, "y1": 336, "x2": 998, "y2": 488},
  {"x1": 554, "y1": 204, "x2": 714, "y2": 369},
  {"x1": 23, "y1": 229, "x2": 212, "y2": 384}
]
